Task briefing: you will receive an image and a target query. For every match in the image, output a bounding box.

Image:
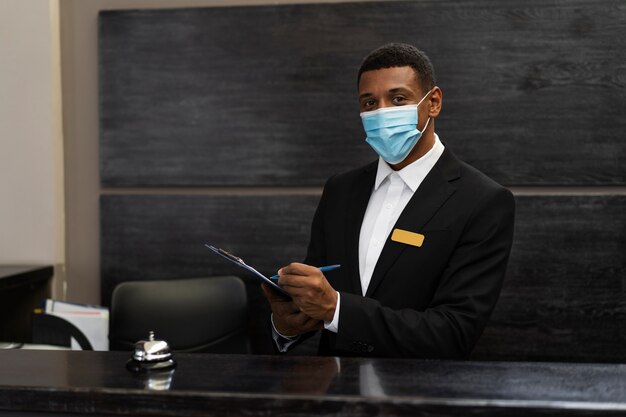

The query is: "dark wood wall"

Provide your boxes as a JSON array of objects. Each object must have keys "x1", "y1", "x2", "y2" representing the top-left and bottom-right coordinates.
[{"x1": 99, "y1": 1, "x2": 626, "y2": 361}]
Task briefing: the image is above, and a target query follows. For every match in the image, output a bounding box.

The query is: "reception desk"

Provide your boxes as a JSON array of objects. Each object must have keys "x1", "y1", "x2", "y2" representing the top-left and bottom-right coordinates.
[{"x1": 0, "y1": 350, "x2": 624, "y2": 416}]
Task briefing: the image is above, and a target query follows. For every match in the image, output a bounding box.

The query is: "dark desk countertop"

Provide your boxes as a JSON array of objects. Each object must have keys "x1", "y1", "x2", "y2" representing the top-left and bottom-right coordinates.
[
  {"x1": 0, "y1": 265, "x2": 54, "y2": 291},
  {"x1": 0, "y1": 350, "x2": 625, "y2": 416}
]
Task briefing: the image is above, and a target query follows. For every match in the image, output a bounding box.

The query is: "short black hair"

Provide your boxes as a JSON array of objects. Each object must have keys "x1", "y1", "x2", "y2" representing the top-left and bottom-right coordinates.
[{"x1": 357, "y1": 43, "x2": 436, "y2": 93}]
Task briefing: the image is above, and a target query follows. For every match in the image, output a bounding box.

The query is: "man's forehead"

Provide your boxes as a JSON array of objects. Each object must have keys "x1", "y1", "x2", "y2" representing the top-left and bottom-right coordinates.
[{"x1": 358, "y1": 66, "x2": 421, "y2": 93}]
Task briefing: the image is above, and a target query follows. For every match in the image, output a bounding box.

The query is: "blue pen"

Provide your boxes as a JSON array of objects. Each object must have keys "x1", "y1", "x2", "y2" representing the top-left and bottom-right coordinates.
[{"x1": 269, "y1": 264, "x2": 341, "y2": 280}]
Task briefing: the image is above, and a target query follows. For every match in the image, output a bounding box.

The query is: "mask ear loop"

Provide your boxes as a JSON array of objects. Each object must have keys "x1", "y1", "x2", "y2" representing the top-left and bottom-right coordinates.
[
  {"x1": 416, "y1": 88, "x2": 434, "y2": 132},
  {"x1": 420, "y1": 116, "x2": 431, "y2": 133},
  {"x1": 416, "y1": 88, "x2": 433, "y2": 107}
]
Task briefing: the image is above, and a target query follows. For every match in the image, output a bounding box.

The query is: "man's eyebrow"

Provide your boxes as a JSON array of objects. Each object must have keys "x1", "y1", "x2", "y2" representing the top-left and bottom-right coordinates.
[
  {"x1": 359, "y1": 87, "x2": 413, "y2": 100},
  {"x1": 388, "y1": 87, "x2": 412, "y2": 93}
]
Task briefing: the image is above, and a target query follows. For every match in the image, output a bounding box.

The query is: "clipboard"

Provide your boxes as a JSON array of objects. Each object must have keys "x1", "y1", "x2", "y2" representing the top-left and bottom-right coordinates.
[{"x1": 205, "y1": 244, "x2": 291, "y2": 299}]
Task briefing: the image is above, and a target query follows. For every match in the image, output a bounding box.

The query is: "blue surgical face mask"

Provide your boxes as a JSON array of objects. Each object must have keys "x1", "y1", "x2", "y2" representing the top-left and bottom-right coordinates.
[{"x1": 360, "y1": 90, "x2": 432, "y2": 165}]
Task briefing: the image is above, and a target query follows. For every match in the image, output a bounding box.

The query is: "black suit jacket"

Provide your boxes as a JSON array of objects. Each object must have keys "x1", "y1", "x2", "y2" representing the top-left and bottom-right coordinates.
[{"x1": 302, "y1": 147, "x2": 515, "y2": 359}]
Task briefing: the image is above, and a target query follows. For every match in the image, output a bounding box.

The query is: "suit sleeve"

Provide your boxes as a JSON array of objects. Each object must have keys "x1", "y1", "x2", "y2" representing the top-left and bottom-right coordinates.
[{"x1": 333, "y1": 187, "x2": 515, "y2": 359}]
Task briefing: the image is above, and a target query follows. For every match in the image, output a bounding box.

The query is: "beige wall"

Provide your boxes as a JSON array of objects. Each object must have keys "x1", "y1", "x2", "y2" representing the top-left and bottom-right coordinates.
[
  {"x1": 60, "y1": 0, "x2": 369, "y2": 304},
  {"x1": 0, "y1": 0, "x2": 65, "y2": 294}
]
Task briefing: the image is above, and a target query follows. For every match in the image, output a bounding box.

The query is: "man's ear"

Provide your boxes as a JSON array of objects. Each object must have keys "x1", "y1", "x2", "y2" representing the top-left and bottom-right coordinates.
[{"x1": 428, "y1": 86, "x2": 442, "y2": 118}]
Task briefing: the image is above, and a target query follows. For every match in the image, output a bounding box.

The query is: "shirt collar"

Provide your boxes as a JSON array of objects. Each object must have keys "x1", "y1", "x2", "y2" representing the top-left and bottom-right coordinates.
[{"x1": 374, "y1": 133, "x2": 445, "y2": 192}]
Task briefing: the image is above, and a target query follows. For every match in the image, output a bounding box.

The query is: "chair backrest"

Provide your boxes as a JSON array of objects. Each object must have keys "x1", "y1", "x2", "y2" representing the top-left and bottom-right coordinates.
[
  {"x1": 32, "y1": 313, "x2": 93, "y2": 350},
  {"x1": 109, "y1": 276, "x2": 249, "y2": 353}
]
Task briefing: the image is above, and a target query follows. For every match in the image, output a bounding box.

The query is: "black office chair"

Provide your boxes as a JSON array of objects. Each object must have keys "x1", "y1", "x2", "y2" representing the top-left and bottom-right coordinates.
[
  {"x1": 109, "y1": 276, "x2": 249, "y2": 353},
  {"x1": 32, "y1": 313, "x2": 93, "y2": 350}
]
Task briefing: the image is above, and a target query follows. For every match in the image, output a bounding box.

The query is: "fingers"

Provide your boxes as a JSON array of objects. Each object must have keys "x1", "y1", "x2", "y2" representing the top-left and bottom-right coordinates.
[
  {"x1": 285, "y1": 312, "x2": 324, "y2": 333},
  {"x1": 261, "y1": 284, "x2": 300, "y2": 315},
  {"x1": 278, "y1": 274, "x2": 314, "y2": 289},
  {"x1": 261, "y1": 283, "x2": 276, "y2": 299},
  {"x1": 265, "y1": 262, "x2": 338, "y2": 323},
  {"x1": 261, "y1": 283, "x2": 290, "y2": 302},
  {"x1": 278, "y1": 271, "x2": 326, "y2": 290},
  {"x1": 263, "y1": 277, "x2": 325, "y2": 335},
  {"x1": 279, "y1": 274, "x2": 328, "y2": 298},
  {"x1": 278, "y1": 262, "x2": 319, "y2": 277},
  {"x1": 273, "y1": 310, "x2": 323, "y2": 336},
  {"x1": 280, "y1": 278, "x2": 338, "y2": 322},
  {"x1": 274, "y1": 302, "x2": 300, "y2": 315}
]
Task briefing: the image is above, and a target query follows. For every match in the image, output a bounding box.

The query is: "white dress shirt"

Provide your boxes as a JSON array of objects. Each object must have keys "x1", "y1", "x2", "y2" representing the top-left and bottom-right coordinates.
[{"x1": 273, "y1": 134, "x2": 445, "y2": 349}]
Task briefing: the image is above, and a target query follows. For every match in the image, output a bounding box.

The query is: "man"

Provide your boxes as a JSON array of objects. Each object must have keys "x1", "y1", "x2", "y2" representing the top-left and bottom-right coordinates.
[{"x1": 262, "y1": 43, "x2": 515, "y2": 359}]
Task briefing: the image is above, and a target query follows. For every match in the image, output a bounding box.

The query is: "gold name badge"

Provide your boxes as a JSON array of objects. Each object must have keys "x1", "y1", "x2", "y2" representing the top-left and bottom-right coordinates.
[{"x1": 391, "y1": 229, "x2": 425, "y2": 247}]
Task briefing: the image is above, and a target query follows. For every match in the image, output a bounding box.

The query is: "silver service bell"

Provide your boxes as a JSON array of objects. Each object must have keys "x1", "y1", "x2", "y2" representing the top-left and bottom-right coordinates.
[{"x1": 126, "y1": 331, "x2": 177, "y2": 373}]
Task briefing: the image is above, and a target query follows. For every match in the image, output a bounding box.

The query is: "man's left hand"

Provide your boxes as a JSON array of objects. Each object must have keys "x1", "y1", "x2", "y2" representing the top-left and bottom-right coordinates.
[{"x1": 277, "y1": 263, "x2": 338, "y2": 322}]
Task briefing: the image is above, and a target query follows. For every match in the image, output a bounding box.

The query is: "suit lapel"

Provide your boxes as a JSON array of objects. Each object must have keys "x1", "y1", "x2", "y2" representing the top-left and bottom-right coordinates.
[
  {"x1": 344, "y1": 162, "x2": 377, "y2": 295},
  {"x1": 364, "y1": 149, "x2": 461, "y2": 298}
]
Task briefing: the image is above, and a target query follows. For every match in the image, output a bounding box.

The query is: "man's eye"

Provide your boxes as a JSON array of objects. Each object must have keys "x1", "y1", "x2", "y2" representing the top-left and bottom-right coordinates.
[
  {"x1": 364, "y1": 99, "x2": 376, "y2": 107},
  {"x1": 392, "y1": 96, "x2": 406, "y2": 104}
]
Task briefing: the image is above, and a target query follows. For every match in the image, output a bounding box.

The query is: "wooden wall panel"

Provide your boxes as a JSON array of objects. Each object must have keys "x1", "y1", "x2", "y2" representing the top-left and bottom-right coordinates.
[
  {"x1": 473, "y1": 195, "x2": 626, "y2": 363},
  {"x1": 99, "y1": 1, "x2": 626, "y2": 187},
  {"x1": 101, "y1": 194, "x2": 626, "y2": 360},
  {"x1": 100, "y1": 195, "x2": 319, "y2": 289},
  {"x1": 101, "y1": 194, "x2": 320, "y2": 353}
]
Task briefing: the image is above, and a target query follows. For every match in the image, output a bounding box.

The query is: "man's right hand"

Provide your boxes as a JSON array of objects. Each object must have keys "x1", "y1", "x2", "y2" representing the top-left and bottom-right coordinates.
[{"x1": 261, "y1": 283, "x2": 323, "y2": 336}]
